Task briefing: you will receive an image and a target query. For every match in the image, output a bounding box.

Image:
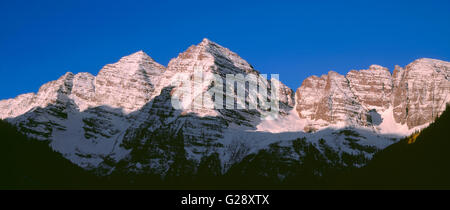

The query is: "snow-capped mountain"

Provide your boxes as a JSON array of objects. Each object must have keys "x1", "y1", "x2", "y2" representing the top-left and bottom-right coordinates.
[{"x1": 1, "y1": 39, "x2": 449, "y2": 175}]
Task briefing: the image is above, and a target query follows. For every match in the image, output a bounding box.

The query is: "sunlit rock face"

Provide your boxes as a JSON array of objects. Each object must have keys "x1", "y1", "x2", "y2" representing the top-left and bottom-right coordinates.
[
  {"x1": 94, "y1": 51, "x2": 166, "y2": 113},
  {"x1": 295, "y1": 71, "x2": 370, "y2": 131},
  {"x1": 346, "y1": 64, "x2": 393, "y2": 110},
  {"x1": 392, "y1": 58, "x2": 450, "y2": 128},
  {"x1": 295, "y1": 58, "x2": 450, "y2": 131}
]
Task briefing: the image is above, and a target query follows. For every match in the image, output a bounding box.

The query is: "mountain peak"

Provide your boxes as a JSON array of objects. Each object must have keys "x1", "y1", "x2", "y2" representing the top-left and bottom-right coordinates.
[
  {"x1": 408, "y1": 58, "x2": 450, "y2": 69},
  {"x1": 369, "y1": 64, "x2": 389, "y2": 71},
  {"x1": 168, "y1": 39, "x2": 256, "y2": 75},
  {"x1": 406, "y1": 58, "x2": 450, "y2": 78},
  {"x1": 196, "y1": 38, "x2": 226, "y2": 52},
  {"x1": 119, "y1": 50, "x2": 155, "y2": 64},
  {"x1": 327, "y1": 70, "x2": 341, "y2": 77},
  {"x1": 200, "y1": 38, "x2": 212, "y2": 45},
  {"x1": 413, "y1": 57, "x2": 444, "y2": 64}
]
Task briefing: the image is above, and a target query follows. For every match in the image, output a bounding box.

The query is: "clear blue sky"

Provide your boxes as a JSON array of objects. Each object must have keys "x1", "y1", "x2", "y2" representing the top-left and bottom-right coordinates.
[{"x1": 1, "y1": 0, "x2": 449, "y2": 100}]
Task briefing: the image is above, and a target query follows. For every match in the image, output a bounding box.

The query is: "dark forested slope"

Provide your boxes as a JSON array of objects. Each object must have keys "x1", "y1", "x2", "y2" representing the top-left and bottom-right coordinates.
[
  {"x1": 344, "y1": 105, "x2": 450, "y2": 189},
  {"x1": 0, "y1": 120, "x2": 99, "y2": 189}
]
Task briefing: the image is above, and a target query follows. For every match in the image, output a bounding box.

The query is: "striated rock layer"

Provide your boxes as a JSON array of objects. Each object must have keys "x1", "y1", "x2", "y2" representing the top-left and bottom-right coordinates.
[
  {"x1": 295, "y1": 58, "x2": 450, "y2": 132},
  {"x1": 392, "y1": 59, "x2": 450, "y2": 128}
]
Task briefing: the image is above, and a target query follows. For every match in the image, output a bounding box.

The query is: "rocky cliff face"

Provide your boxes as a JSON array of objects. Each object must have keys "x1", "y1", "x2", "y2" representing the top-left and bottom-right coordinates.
[
  {"x1": 392, "y1": 58, "x2": 450, "y2": 128},
  {"x1": 346, "y1": 64, "x2": 393, "y2": 110},
  {"x1": 94, "y1": 51, "x2": 166, "y2": 113},
  {"x1": 295, "y1": 71, "x2": 370, "y2": 132},
  {"x1": 295, "y1": 59, "x2": 450, "y2": 132},
  {"x1": 0, "y1": 39, "x2": 448, "y2": 174}
]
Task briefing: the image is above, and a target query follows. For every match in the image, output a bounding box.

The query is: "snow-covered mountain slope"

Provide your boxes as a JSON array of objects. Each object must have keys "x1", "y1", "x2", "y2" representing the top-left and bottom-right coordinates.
[
  {"x1": 0, "y1": 39, "x2": 449, "y2": 174},
  {"x1": 0, "y1": 51, "x2": 167, "y2": 168}
]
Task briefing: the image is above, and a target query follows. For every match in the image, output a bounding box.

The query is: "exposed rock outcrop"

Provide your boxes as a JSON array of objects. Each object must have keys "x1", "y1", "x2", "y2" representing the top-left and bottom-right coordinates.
[{"x1": 295, "y1": 58, "x2": 450, "y2": 131}]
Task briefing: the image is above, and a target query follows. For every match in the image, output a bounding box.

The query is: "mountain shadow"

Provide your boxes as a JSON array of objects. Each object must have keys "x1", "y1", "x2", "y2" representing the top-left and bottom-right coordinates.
[
  {"x1": 337, "y1": 104, "x2": 450, "y2": 189},
  {"x1": 2, "y1": 103, "x2": 449, "y2": 189},
  {"x1": 2, "y1": 80, "x2": 448, "y2": 189},
  {"x1": 0, "y1": 119, "x2": 101, "y2": 189}
]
